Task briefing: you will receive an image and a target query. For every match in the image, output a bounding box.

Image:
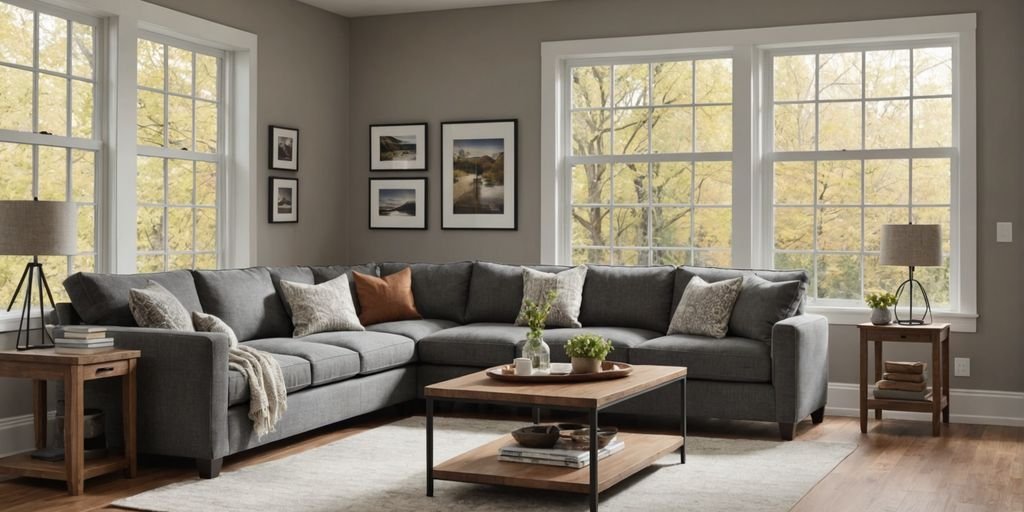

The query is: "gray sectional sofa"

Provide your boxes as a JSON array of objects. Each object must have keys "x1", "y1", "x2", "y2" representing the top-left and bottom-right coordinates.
[{"x1": 57, "y1": 261, "x2": 829, "y2": 478}]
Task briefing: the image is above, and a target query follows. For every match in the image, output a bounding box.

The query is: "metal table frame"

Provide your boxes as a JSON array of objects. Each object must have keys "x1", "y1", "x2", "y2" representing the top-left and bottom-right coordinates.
[{"x1": 426, "y1": 375, "x2": 686, "y2": 512}]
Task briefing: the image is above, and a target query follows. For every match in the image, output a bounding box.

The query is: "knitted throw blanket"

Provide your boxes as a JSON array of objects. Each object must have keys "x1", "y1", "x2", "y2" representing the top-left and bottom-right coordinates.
[{"x1": 228, "y1": 345, "x2": 287, "y2": 438}]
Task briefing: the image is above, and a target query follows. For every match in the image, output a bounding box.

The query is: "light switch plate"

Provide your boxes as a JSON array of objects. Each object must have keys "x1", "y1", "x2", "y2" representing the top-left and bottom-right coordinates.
[
  {"x1": 997, "y1": 222, "x2": 1012, "y2": 243},
  {"x1": 954, "y1": 357, "x2": 970, "y2": 377}
]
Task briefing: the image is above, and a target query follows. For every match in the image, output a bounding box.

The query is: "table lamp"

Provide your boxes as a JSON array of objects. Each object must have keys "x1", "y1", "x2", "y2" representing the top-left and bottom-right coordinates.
[
  {"x1": 879, "y1": 223, "x2": 942, "y2": 325},
  {"x1": 0, "y1": 199, "x2": 77, "y2": 350}
]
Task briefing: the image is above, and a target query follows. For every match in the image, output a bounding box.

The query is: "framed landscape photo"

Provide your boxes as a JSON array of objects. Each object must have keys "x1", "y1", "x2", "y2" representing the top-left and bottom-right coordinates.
[
  {"x1": 441, "y1": 119, "x2": 517, "y2": 230},
  {"x1": 269, "y1": 125, "x2": 299, "y2": 171},
  {"x1": 269, "y1": 177, "x2": 298, "y2": 223},
  {"x1": 369, "y1": 178, "x2": 427, "y2": 230},
  {"x1": 370, "y1": 123, "x2": 428, "y2": 171}
]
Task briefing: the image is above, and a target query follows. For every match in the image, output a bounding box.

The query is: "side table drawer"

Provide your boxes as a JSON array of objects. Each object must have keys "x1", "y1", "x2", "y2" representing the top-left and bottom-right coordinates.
[
  {"x1": 868, "y1": 328, "x2": 933, "y2": 343},
  {"x1": 83, "y1": 360, "x2": 129, "y2": 380}
]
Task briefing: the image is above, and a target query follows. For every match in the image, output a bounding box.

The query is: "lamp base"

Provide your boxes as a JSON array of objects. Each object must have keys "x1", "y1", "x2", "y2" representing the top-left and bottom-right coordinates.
[
  {"x1": 893, "y1": 272, "x2": 933, "y2": 326},
  {"x1": 5, "y1": 259, "x2": 59, "y2": 351}
]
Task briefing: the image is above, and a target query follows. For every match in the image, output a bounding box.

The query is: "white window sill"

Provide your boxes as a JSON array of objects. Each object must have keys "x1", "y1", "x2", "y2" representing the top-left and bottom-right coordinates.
[
  {"x1": 0, "y1": 309, "x2": 48, "y2": 334},
  {"x1": 805, "y1": 306, "x2": 978, "y2": 333}
]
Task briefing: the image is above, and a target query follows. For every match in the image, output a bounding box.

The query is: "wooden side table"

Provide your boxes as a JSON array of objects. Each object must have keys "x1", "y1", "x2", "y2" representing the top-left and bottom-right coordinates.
[
  {"x1": 0, "y1": 348, "x2": 140, "y2": 495},
  {"x1": 857, "y1": 323, "x2": 950, "y2": 436}
]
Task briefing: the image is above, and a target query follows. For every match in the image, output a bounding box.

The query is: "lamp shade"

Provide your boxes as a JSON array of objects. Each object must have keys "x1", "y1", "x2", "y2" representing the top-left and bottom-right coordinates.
[
  {"x1": 0, "y1": 200, "x2": 77, "y2": 256},
  {"x1": 879, "y1": 224, "x2": 942, "y2": 267}
]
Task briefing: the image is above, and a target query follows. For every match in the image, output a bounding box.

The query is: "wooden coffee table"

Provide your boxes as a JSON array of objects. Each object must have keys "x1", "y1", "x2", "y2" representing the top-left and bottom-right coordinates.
[{"x1": 424, "y1": 364, "x2": 687, "y2": 511}]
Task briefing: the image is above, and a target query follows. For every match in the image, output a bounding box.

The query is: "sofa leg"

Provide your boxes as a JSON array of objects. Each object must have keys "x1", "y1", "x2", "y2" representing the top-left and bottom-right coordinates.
[
  {"x1": 197, "y1": 457, "x2": 223, "y2": 479},
  {"x1": 811, "y1": 406, "x2": 826, "y2": 424},
  {"x1": 779, "y1": 422, "x2": 796, "y2": 441}
]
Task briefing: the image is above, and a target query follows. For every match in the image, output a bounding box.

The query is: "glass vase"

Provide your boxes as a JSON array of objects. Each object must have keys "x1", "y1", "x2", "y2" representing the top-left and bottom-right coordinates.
[{"x1": 523, "y1": 336, "x2": 551, "y2": 373}]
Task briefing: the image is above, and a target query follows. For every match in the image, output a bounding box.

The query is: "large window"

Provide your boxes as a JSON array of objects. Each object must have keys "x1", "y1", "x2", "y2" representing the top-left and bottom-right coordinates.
[
  {"x1": 568, "y1": 58, "x2": 733, "y2": 266},
  {"x1": 769, "y1": 46, "x2": 954, "y2": 307},
  {"x1": 135, "y1": 36, "x2": 222, "y2": 272},
  {"x1": 544, "y1": 15, "x2": 976, "y2": 325},
  {"x1": 0, "y1": 1, "x2": 98, "y2": 302}
]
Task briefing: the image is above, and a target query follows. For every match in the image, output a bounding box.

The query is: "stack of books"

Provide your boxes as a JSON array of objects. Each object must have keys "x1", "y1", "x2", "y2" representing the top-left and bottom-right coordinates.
[
  {"x1": 55, "y1": 327, "x2": 114, "y2": 354},
  {"x1": 498, "y1": 438, "x2": 625, "y2": 469},
  {"x1": 874, "y1": 360, "x2": 931, "y2": 401}
]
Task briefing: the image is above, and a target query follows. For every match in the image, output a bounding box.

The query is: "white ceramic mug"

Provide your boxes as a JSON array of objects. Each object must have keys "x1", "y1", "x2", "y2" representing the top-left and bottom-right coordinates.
[{"x1": 514, "y1": 358, "x2": 532, "y2": 376}]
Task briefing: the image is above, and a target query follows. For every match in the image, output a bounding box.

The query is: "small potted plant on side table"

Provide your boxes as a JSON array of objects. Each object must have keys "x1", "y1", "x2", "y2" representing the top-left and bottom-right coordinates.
[
  {"x1": 564, "y1": 334, "x2": 614, "y2": 374},
  {"x1": 866, "y1": 291, "x2": 898, "y2": 325}
]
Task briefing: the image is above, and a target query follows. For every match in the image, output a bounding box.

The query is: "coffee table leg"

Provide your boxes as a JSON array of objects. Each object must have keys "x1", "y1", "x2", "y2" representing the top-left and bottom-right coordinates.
[
  {"x1": 680, "y1": 377, "x2": 686, "y2": 464},
  {"x1": 533, "y1": 407, "x2": 541, "y2": 424},
  {"x1": 426, "y1": 397, "x2": 434, "y2": 497},
  {"x1": 589, "y1": 408, "x2": 599, "y2": 512}
]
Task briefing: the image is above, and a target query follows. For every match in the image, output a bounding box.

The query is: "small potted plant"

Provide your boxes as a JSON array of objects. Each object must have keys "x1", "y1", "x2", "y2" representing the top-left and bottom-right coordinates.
[
  {"x1": 865, "y1": 291, "x2": 898, "y2": 325},
  {"x1": 564, "y1": 334, "x2": 614, "y2": 374}
]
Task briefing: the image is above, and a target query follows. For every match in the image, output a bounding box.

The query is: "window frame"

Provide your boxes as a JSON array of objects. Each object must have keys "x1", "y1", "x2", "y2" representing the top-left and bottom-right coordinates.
[{"x1": 541, "y1": 14, "x2": 977, "y2": 331}]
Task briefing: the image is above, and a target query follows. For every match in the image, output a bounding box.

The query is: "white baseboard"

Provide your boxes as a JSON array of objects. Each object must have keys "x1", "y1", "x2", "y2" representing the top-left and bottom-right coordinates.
[
  {"x1": 825, "y1": 382, "x2": 1024, "y2": 427},
  {"x1": 0, "y1": 411, "x2": 57, "y2": 458}
]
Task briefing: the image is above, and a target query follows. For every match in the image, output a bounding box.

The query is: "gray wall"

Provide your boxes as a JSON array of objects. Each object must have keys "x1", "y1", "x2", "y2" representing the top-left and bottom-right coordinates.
[
  {"x1": 149, "y1": 0, "x2": 352, "y2": 266},
  {"x1": 347, "y1": 0, "x2": 1024, "y2": 392}
]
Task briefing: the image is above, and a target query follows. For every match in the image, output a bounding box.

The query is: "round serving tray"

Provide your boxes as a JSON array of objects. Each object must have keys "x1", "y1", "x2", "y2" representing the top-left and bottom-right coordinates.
[{"x1": 485, "y1": 361, "x2": 633, "y2": 383}]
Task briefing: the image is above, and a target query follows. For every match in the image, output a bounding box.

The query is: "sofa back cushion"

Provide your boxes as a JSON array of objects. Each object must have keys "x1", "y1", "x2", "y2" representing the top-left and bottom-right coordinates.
[
  {"x1": 309, "y1": 263, "x2": 377, "y2": 312},
  {"x1": 267, "y1": 266, "x2": 314, "y2": 316},
  {"x1": 192, "y1": 267, "x2": 292, "y2": 341},
  {"x1": 464, "y1": 262, "x2": 570, "y2": 323},
  {"x1": 378, "y1": 262, "x2": 473, "y2": 323},
  {"x1": 578, "y1": 265, "x2": 676, "y2": 332},
  {"x1": 63, "y1": 270, "x2": 202, "y2": 326}
]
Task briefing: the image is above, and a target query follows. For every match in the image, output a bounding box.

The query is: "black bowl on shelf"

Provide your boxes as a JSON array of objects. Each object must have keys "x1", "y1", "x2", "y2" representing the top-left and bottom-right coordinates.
[
  {"x1": 569, "y1": 427, "x2": 619, "y2": 448},
  {"x1": 556, "y1": 423, "x2": 587, "y2": 437},
  {"x1": 511, "y1": 425, "x2": 560, "y2": 448}
]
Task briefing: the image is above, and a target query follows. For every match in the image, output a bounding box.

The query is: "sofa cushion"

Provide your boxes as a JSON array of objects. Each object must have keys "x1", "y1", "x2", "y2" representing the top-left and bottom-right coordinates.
[
  {"x1": 279, "y1": 275, "x2": 364, "y2": 336},
  {"x1": 578, "y1": 265, "x2": 676, "y2": 332},
  {"x1": 674, "y1": 266, "x2": 809, "y2": 314},
  {"x1": 729, "y1": 275, "x2": 805, "y2": 342},
  {"x1": 63, "y1": 270, "x2": 202, "y2": 326},
  {"x1": 128, "y1": 281, "x2": 195, "y2": 331},
  {"x1": 227, "y1": 352, "x2": 311, "y2": 407},
  {"x1": 668, "y1": 276, "x2": 744, "y2": 338},
  {"x1": 631, "y1": 334, "x2": 772, "y2": 383},
  {"x1": 267, "y1": 266, "x2": 314, "y2": 316},
  {"x1": 300, "y1": 331, "x2": 416, "y2": 374},
  {"x1": 534, "y1": 327, "x2": 661, "y2": 363},
  {"x1": 516, "y1": 266, "x2": 587, "y2": 328},
  {"x1": 379, "y1": 262, "x2": 473, "y2": 323},
  {"x1": 354, "y1": 268, "x2": 422, "y2": 325},
  {"x1": 464, "y1": 262, "x2": 570, "y2": 323},
  {"x1": 192, "y1": 267, "x2": 292, "y2": 342},
  {"x1": 242, "y1": 338, "x2": 360, "y2": 386},
  {"x1": 367, "y1": 319, "x2": 459, "y2": 342},
  {"x1": 309, "y1": 263, "x2": 378, "y2": 311},
  {"x1": 418, "y1": 323, "x2": 530, "y2": 367}
]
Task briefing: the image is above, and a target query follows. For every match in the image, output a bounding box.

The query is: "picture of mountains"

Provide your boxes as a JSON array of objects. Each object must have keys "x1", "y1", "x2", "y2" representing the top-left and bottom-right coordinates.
[
  {"x1": 379, "y1": 135, "x2": 418, "y2": 161},
  {"x1": 378, "y1": 188, "x2": 417, "y2": 216},
  {"x1": 452, "y1": 138, "x2": 505, "y2": 214}
]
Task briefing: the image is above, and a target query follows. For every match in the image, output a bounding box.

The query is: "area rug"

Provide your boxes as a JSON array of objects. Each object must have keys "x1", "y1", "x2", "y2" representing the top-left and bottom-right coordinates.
[{"x1": 115, "y1": 417, "x2": 854, "y2": 512}]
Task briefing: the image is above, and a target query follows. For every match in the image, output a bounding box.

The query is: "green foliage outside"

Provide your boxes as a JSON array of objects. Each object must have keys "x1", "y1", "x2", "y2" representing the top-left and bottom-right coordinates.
[{"x1": 564, "y1": 334, "x2": 614, "y2": 361}]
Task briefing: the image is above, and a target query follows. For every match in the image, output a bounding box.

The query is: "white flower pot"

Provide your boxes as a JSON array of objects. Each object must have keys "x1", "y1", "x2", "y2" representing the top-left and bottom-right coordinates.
[{"x1": 871, "y1": 307, "x2": 892, "y2": 325}]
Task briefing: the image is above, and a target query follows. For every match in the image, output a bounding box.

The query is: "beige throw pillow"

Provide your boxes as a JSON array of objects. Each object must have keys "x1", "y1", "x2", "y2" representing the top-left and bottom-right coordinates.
[
  {"x1": 668, "y1": 276, "x2": 743, "y2": 338},
  {"x1": 192, "y1": 311, "x2": 239, "y2": 348},
  {"x1": 128, "y1": 281, "x2": 194, "y2": 331},
  {"x1": 279, "y1": 274, "x2": 364, "y2": 337},
  {"x1": 515, "y1": 266, "x2": 588, "y2": 328}
]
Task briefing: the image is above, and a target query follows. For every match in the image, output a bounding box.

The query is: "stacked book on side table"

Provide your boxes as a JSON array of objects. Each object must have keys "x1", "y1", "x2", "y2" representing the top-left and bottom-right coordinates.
[
  {"x1": 499, "y1": 437, "x2": 625, "y2": 469},
  {"x1": 875, "y1": 360, "x2": 930, "y2": 401},
  {"x1": 55, "y1": 327, "x2": 114, "y2": 354}
]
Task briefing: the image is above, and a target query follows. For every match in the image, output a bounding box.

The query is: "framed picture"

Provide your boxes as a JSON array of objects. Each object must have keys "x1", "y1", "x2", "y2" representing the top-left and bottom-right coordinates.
[
  {"x1": 370, "y1": 123, "x2": 428, "y2": 171},
  {"x1": 369, "y1": 178, "x2": 427, "y2": 230},
  {"x1": 269, "y1": 125, "x2": 299, "y2": 171},
  {"x1": 269, "y1": 177, "x2": 298, "y2": 223},
  {"x1": 440, "y1": 119, "x2": 517, "y2": 230}
]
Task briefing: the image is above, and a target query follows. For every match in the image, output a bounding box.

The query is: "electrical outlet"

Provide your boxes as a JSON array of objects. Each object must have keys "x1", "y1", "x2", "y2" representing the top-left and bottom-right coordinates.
[
  {"x1": 997, "y1": 222, "x2": 1013, "y2": 242},
  {"x1": 954, "y1": 357, "x2": 970, "y2": 377}
]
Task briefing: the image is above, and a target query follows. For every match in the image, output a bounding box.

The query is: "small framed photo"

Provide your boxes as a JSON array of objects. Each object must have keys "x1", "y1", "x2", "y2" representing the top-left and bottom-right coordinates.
[
  {"x1": 441, "y1": 119, "x2": 517, "y2": 230},
  {"x1": 269, "y1": 125, "x2": 299, "y2": 171},
  {"x1": 370, "y1": 123, "x2": 428, "y2": 171},
  {"x1": 369, "y1": 178, "x2": 427, "y2": 230},
  {"x1": 269, "y1": 177, "x2": 298, "y2": 223}
]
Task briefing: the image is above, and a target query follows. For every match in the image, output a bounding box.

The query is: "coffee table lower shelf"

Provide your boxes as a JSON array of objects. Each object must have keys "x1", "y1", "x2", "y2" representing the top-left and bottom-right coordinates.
[{"x1": 433, "y1": 432, "x2": 684, "y2": 494}]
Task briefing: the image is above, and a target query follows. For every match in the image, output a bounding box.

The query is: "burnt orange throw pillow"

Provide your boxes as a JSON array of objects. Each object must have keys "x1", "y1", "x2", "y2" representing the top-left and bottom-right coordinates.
[{"x1": 353, "y1": 268, "x2": 422, "y2": 325}]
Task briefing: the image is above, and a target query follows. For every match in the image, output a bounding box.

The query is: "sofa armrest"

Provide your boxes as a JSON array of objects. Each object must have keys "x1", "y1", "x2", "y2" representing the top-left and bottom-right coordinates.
[
  {"x1": 771, "y1": 314, "x2": 829, "y2": 423},
  {"x1": 55, "y1": 326, "x2": 231, "y2": 461}
]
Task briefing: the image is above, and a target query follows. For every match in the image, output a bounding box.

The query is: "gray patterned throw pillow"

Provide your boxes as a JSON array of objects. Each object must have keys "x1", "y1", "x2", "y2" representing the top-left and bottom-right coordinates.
[
  {"x1": 279, "y1": 274, "x2": 364, "y2": 337},
  {"x1": 515, "y1": 266, "x2": 587, "y2": 328},
  {"x1": 668, "y1": 276, "x2": 743, "y2": 338},
  {"x1": 192, "y1": 311, "x2": 239, "y2": 348},
  {"x1": 128, "y1": 281, "x2": 195, "y2": 331}
]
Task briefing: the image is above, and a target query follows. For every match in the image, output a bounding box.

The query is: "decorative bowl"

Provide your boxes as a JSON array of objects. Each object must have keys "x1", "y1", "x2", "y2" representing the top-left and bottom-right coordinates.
[
  {"x1": 556, "y1": 423, "x2": 587, "y2": 437},
  {"x1": 570, "y1": 427, "x2": 619, "y2": 448},
  {"x1": 511, "y1": 425, "x2": 560, "y2": 448}
]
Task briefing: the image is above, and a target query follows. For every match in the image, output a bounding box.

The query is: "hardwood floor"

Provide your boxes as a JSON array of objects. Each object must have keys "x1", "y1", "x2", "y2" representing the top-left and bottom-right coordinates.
[{"x1": 0, "y1": 408, "x2": 1021, "y2": 512}]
